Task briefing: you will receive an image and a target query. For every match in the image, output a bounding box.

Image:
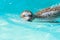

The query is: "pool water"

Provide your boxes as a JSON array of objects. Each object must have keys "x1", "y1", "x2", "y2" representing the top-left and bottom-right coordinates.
[{"x1": 0, "y1": 0, "x2": 60, "y2": 40}]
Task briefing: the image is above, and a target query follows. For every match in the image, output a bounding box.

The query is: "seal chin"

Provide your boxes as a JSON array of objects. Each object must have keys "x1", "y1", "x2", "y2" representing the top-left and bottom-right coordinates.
[
  {"x1": 26, "y1": 17, "x2": 32, "y2": 22},
  {"x1": 27, "y1": 19, "x2": 32, "y2": 22},
  {"x1": 23, "y1": 17, "x2": 32, "y2": 22}
]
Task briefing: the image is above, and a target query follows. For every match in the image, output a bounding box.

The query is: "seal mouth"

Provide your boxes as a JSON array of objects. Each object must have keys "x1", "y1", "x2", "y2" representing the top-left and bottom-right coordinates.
[
  {"x1": 27, "y1": 18, "x2": 32, "y2": 22},
  {"x1": 25, "y1": 15, "x2": 33, "y2": 22}
]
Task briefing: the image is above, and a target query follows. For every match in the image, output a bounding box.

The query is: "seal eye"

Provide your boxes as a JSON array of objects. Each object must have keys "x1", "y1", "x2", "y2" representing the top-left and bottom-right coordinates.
[
  {"x1": 28, "y1": 15, "x2": 33, "y2": 17},
  {"x1": 22, "y1": 15, "x2": 25, "y2": 18}
]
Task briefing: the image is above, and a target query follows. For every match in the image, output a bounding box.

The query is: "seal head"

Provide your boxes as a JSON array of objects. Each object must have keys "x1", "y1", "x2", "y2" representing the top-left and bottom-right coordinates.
[{"x1": 21, "y1": 10, "x2": 33, "y2": 22}]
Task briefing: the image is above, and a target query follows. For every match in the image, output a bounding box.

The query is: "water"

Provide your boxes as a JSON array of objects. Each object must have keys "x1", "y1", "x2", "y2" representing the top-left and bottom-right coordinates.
[{"x1": 0, "y1": 0, "x2": 60, "y2": 40}]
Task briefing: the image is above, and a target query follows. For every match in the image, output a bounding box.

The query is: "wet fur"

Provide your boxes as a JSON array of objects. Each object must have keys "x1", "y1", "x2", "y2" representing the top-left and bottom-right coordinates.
[{"x1": 36, "y1": 6, "x2": 60, "y2": 18}]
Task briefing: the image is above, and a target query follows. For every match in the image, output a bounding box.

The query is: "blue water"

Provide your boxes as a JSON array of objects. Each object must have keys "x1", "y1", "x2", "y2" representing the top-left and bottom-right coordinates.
[{"x1": 0, "y1": 0, "x2": 60, "y2": 40}]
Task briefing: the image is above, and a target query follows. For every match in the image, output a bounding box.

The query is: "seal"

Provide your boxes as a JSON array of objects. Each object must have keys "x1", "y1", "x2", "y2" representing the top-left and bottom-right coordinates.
[{"x1": 21, "y1": 6, "x2": 60, "y2": 22}]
